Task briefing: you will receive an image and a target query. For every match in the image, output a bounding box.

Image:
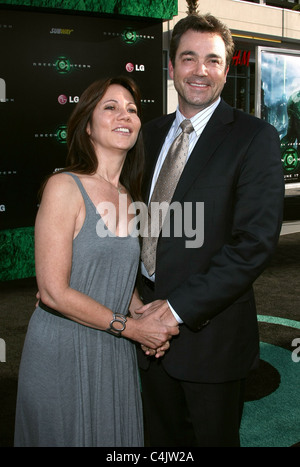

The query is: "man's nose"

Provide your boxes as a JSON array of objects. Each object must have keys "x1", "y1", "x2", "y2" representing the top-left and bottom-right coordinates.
[{"x1": 194, "y1": 61, "x2": 208, "y2": 75}]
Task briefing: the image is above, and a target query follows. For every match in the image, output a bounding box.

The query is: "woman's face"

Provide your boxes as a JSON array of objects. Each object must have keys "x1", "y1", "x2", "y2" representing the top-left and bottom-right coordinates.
[{"x1": 87, "y1": 84, "x2": 141, "y2": 156}]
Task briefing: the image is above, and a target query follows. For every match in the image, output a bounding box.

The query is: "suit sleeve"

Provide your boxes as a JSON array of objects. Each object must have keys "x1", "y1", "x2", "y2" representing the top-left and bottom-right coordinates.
[{"x1": 167, "y1": 122, "x2": 285, "y2": 331}]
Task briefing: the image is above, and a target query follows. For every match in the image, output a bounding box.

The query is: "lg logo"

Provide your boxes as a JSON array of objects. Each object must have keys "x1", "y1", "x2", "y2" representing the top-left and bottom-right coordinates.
[
  {"x1": 58, "y1": 94, "x2": 79, "y2": 105},
  {"x1": 125, "y1": 63, "x2": 145, "y2": 72}
]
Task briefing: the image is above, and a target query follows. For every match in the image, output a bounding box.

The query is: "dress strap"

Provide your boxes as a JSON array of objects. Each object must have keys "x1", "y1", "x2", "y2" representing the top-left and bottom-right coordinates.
[
  {"x1": 64, "y1": 172, "x2": 97, "y2": 214},
  {"x1": 64, "y1": 172, "x2": 88, "y2": 199}
]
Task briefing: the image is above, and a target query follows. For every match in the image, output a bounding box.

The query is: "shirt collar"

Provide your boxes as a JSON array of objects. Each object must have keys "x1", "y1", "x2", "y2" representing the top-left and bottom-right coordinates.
[{"x1": 175, "y1": 97, "x2": 221, "y2": 137}]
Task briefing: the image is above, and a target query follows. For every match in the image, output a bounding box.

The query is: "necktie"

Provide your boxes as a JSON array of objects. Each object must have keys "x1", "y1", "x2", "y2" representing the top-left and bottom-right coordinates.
[{"x1": 142, "y1": 119, "x2": 194, "y2": 276}]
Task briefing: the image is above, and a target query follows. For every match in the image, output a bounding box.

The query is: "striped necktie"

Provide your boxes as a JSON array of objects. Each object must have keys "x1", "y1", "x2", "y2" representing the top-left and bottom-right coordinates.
[{"x1": 142, "y1": 119, "x2": 194, "y2": 276}]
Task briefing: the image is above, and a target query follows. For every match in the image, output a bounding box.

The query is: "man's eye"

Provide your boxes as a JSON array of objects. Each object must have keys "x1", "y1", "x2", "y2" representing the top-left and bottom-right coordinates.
[{"x1": 209, "y1": 59, "x2": 221, "y2": 65}]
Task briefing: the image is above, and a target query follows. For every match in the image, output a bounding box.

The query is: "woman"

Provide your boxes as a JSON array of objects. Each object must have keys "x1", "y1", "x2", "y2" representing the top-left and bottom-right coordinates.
[{"x1": 14, "y1": 77, "x2": 179, "y2": 447}]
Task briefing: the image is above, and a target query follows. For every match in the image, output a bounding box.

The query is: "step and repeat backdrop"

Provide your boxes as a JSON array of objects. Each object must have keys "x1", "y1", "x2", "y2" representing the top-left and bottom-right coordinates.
[{"x1": 0, "y1": 8, "x2": 164, "y2": 279}]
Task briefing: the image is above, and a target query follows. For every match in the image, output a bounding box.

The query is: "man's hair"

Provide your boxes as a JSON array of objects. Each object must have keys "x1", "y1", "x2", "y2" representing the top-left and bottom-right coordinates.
[{"x1": 169, "y1": 13, "x2": 235, "y2": 69}]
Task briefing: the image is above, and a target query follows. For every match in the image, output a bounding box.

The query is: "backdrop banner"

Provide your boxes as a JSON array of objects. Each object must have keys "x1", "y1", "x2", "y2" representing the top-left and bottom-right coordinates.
[{"x1": 0, "y1": 8, "x2": 163, "y2": 279}]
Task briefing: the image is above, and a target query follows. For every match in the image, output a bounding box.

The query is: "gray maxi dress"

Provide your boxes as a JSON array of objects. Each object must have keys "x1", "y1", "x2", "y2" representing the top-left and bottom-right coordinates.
[{"x1": 14, "y1": 173, "x2": 143, "y2": 447}]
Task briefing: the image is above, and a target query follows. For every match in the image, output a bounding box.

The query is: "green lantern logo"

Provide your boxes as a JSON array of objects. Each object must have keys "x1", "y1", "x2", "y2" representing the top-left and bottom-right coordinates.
[
  {"x1": 55, "y1": 57, "x2": 72, "y2": 74},
  {"x1": 282, "y1": 147, "x2": 299, "y2": 172},
  {"x1": 55, "y1": 125, "x2": 67, "y2": 144},
  {"x1": 122, "y1": 28, "x2": 137, "y2": 44}
]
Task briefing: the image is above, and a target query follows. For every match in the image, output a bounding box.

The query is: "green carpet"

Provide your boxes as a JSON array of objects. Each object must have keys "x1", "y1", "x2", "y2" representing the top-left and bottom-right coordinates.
[
  {"x1": 241, "y1": 232, "x2": 300, "y2": 447},
  {"x1": 241, "y1": 342, "x2": 300, "y2": 447},
  {"x1": 0, "y1": 232, "x2": 299, "y2": 447}
]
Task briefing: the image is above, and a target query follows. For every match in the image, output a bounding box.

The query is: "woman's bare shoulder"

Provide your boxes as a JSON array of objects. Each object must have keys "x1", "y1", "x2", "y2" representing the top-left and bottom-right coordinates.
[{"x1": 42, "y1": 172, "x2": 79, "y2": 196}]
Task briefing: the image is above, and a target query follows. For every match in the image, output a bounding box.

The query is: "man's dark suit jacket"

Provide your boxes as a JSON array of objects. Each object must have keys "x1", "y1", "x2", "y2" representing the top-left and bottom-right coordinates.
[{"x1": 138, "y1": 99, "x2": 284, "y2": 384}]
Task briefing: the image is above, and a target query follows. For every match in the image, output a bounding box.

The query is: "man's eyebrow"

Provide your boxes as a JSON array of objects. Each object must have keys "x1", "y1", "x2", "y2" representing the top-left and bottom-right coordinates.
[
  {"x1": 206, "y1": 53, "x2": 223, "y2": 60},
  {"x1": 179, "y1": 50, "x2": 197, "y2": 58},
  {"x1": 179, "y1": 51, "x2": 223, "y2": 60}
]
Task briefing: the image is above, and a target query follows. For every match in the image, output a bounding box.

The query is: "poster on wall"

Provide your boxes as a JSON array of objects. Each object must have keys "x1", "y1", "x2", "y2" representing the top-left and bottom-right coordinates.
[
  {"x1": 256, "y1": 46, "x2": 300, "y2": 186},
  {"x1": 0, "y1": 8, "x2": 163, "y2": 230}
]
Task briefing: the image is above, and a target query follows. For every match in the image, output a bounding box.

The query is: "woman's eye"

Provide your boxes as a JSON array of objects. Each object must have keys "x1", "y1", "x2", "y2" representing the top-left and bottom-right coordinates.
[
  {"x1": 128, "y1": 107, "x2": 137, "y2": 114},
  {"x1": 104, "y1": 105, "x2": 115, "y2": 110}
]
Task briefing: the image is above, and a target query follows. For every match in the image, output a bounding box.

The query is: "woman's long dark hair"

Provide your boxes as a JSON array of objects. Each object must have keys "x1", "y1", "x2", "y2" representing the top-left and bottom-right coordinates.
[{"x1": 40, "y1": 76, "x2": 144, "y2": 202}]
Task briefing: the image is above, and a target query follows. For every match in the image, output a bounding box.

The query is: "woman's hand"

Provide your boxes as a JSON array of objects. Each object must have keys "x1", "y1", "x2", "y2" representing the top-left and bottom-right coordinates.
[
  {"x1": 141, "y1": 340, "x2": 170, "y2": 358},
  {"x1": 124, "y1": 308, "x2": 179, "y2": 350}
]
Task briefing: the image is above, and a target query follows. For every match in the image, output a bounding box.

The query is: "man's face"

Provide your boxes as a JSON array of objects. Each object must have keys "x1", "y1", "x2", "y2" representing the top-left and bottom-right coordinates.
[{"x1": 169, "y1": 30, "x2": 229, "y2": 118}]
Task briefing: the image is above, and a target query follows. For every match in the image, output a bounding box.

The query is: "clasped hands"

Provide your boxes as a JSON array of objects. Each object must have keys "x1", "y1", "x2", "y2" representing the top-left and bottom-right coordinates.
[{"x1": 134, "y1": 299, "x2": 179, "y2": 359}]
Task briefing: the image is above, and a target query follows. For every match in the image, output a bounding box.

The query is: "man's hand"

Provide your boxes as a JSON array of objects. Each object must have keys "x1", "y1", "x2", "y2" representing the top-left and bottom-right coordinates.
[
  {"x1": 136, "y1": 300, "x2": 179, "y2": 357},
  {"x1": 127, "y1": 299, "x2": 179, "y2": 351},
  {"x1": 136, "y1": 299, "x2": 179, "y2": 327}
]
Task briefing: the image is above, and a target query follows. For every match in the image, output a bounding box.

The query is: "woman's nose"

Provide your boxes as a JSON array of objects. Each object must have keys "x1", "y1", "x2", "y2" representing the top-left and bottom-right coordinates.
[{"x1": 118, "y1": 108, "x2": 130, "y2": 120}]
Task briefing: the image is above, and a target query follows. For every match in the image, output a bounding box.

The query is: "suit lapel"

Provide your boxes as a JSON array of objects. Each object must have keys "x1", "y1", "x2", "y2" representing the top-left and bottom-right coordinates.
[
  {"x1": 172, "y1": 100, "x2": 235, "y2": 203},
  {"x1": 143, "y1": 113, "x2": 176, "y2": 203}
]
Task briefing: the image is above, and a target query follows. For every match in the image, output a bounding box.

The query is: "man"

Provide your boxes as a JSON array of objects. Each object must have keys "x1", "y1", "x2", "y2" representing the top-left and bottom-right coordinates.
[{"x1": 136, "y1": 13, "x2": 284, "y2": 447}]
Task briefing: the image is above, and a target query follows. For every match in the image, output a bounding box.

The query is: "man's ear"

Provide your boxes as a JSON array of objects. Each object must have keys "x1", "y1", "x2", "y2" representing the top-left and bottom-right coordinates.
[
  {"x1": 224, "y1": 65, "x2": 229, "y2": 83},
  {"x1": 168, "y1": 59, "x2": 174, "y2": 80}
]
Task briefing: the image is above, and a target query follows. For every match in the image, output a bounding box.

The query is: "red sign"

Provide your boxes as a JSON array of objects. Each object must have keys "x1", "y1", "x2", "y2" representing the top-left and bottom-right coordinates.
[{"x1": 232, "y1": 50, "x2": 250, "y2": 67}]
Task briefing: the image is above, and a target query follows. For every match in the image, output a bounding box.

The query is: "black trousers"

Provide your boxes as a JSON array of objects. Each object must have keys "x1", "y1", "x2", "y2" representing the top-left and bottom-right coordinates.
[{"x1": 139, "y1": 277, "x2": 245, "y2": 447}]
